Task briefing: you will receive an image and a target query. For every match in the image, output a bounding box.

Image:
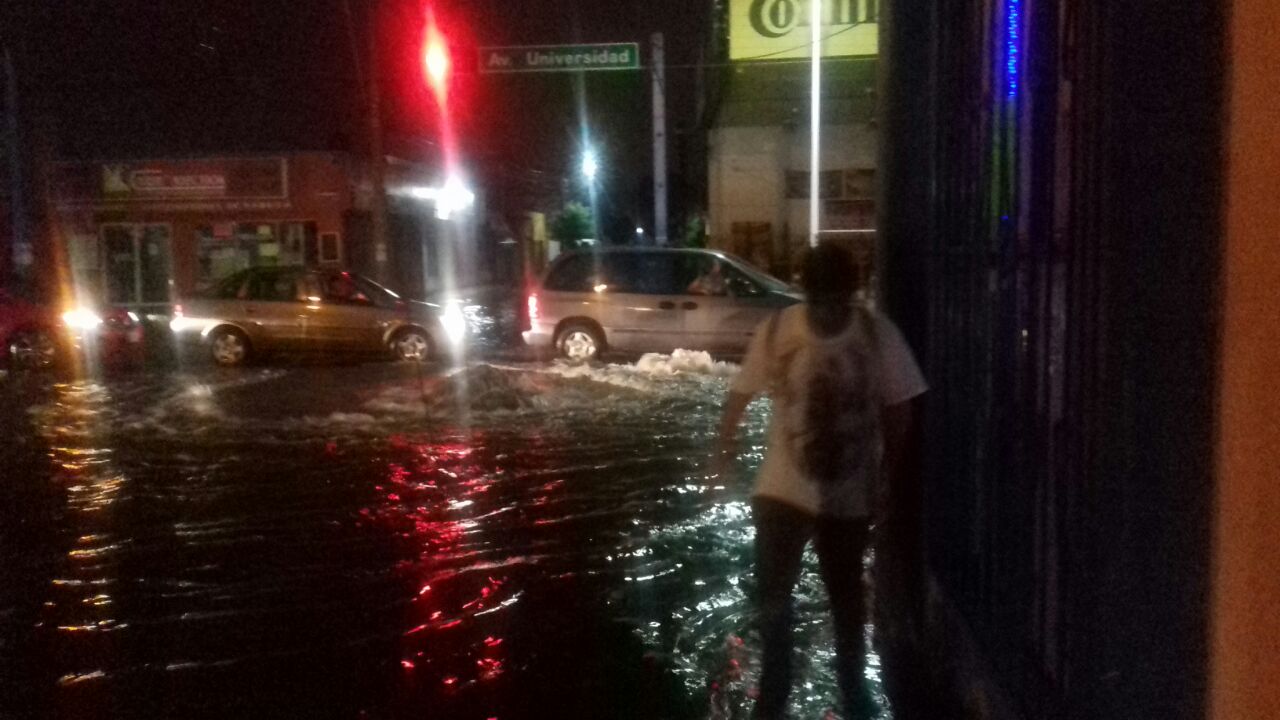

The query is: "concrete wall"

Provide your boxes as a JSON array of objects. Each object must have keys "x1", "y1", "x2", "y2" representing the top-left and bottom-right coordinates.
[
  {"x1": 707, "y1": 122, "x2": 877, "y2": 258},
  {"x1": 708, "y1": 125, "x2": 786, "y2": 245},
  {"x1": 1210, "y1": 0, "x2": 1280, "y2": 715}
]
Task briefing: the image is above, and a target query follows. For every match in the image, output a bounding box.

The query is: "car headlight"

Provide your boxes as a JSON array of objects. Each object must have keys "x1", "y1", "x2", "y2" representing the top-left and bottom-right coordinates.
[
  {"x1": 62, "y1": 308, "x2": 103, "y2": 331},
  {"x1": 441, "y1": 301, "x2": 467, "y2": 347}
]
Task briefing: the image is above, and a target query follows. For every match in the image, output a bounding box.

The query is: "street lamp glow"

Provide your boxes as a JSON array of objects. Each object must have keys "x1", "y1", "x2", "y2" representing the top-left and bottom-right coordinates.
[
  {"x1": 582, "y1": 151, "x2": 599, "y2": 181},
  {"x1": 635, "y1": 226, "x2": 644, "y2": 236},
  {"x1": 398, "y1": 178, "x2": 474, "y2": 220},
  {"x1": 435, "y1": 175, "x2": 475, "y2": 220}
]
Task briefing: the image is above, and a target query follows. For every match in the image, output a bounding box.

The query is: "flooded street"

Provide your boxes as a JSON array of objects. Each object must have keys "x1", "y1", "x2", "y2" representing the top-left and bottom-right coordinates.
[{"x1": 1, "y1": 356, "x2": 888, "y2": 720}]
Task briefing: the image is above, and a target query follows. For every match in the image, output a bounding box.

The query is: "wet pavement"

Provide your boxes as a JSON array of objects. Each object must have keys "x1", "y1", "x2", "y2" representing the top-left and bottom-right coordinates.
[{"x1": 0, "y1": 354, "x2": 892, "y2": 720}]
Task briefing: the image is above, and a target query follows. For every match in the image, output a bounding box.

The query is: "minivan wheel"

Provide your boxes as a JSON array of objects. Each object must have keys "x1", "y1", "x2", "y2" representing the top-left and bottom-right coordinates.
[
  {"x1": 555, "y1": 323, "x2": 604, "y2": 362},
  {"x1": 210, "y1": 328, "x2": 251, "y2": 367},
  {"x1": 391, "y1": 328, "x2": 433, "y2": 362}
]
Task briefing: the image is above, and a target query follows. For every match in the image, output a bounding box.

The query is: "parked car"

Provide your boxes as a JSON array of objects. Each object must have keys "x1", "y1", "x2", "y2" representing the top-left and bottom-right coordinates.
[
  {"x1": 63, "y1": 305, "x2": 146, "y2": 368},
  {"x1": 0, "y1": 290, "x2": 59, "y2": 370},
  {"x1": 523, "y1": 248, "x2": 801, "y2": 360},
  {"x1": 170, "y1": 267, "x2": 466, "y2": 367},
  {"x1": 1, "y1": 290, "x2": 145, "y2": 372}
]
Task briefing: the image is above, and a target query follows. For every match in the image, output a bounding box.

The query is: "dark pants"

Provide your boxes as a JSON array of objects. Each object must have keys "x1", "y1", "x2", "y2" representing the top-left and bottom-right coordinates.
[{"x1": 753, "y1": 497, "x2": 871, "y2": 719}]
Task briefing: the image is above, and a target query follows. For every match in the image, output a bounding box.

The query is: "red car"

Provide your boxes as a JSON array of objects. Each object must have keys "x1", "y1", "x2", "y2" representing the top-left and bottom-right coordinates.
[
  {"x1": 1, "y1": 290, "x2": 145, "y2": 372},
  {"x1": 0, "y1": 290, "x2": 59, "y2": 370}
]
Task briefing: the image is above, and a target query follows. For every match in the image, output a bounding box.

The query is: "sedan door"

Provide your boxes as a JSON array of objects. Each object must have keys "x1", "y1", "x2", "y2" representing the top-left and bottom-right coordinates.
[
  {"x1": 302, "y1": 271, "x2": 392, "y2": 353},
  {"x1": 237, "y1": 269, "x2": 310, "y2": 351}
]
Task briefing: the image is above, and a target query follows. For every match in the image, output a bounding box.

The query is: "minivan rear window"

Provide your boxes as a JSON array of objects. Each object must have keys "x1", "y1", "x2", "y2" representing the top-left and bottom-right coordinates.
[{"x1": 545, "y1": 254, "x2": 596, "y2": 292}]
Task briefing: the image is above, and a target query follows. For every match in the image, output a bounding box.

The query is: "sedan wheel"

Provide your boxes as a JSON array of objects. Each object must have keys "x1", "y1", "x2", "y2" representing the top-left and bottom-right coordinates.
[
  {"x1": 392, "y1": 329, "x2": 431, "y2": 362},
  {"x1": 556, "y1": 325, "x2": 602, "y2": 362},
  {"x1": 210, "y1": 329, "x2": 250, "y2": 367},
  {"x1": 9, "y1": 330, "x2": 57, "y2": 370}
]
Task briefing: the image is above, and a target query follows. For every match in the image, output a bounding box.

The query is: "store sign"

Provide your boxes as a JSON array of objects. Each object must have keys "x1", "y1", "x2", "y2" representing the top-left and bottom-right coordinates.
[
  {"x1": 52, "y1": 157, "x2": 288, "y2": 205},
  {"x1": 729, "y1": 0, "x2": 878, "y2": 60},
  {"x1": 104, "y1": 165, "x2": 226, "y2": 196},
  {"x1": 479, "y1": 43, "x2": 640, "y2": 73}
]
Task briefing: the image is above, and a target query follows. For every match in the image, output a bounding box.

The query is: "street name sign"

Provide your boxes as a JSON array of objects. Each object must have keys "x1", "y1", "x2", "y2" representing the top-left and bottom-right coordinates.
[{"x1": 479, "y1": 43, "x2": 641, "y2": 73}]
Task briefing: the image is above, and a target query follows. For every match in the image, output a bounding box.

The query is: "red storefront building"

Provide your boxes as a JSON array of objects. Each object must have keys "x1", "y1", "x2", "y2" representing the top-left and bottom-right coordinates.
[{"x1": 47, "y1": 152, "x2": 477, "y2": 311}]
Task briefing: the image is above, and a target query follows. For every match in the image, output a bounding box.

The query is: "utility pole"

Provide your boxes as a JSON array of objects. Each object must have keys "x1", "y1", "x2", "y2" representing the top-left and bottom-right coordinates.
[
  {"x1": 344, "y1": 0, "x2": 390, "y2": 281},
  {"x1": 651, "y1": 32, "x2": 668, "y2": 246}
]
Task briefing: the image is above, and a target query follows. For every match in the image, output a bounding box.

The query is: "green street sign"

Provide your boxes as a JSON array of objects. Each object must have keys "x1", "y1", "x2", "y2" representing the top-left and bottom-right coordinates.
[{"x1": 479, "y1": 43, "x2": 641, "y2": 73}]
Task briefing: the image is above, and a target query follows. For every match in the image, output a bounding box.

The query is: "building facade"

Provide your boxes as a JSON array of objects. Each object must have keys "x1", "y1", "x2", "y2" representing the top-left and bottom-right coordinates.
[
  {"x1": 876, "y1": 0, "x2": 1280, "y2": 718},
  {"x1": 46, "y1": 152, "x2": 483, "y2": 310},
  {"x1": 705, "y1": 0, "x2": 879, "y2": 281}
]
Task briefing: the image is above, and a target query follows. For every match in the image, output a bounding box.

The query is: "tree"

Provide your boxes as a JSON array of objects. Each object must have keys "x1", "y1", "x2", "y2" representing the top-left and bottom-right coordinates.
[
  {"x1": 550, "y1": 202, "x2": 594, "y2": 250},
  {"x1": 679, "y1": 214, "x2": 707, "y2": 248}
]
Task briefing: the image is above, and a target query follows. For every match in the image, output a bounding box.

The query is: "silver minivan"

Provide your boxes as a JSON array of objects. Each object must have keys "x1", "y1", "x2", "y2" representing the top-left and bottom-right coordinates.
[{"x1": 523, "y1": 248, "x2": 801, "y2": 360}]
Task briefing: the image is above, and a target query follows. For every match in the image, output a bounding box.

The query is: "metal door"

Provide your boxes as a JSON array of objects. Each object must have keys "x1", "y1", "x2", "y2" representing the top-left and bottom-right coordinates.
[{"x1": 101, "y1": 223, "x2": 173, "y2": 310}]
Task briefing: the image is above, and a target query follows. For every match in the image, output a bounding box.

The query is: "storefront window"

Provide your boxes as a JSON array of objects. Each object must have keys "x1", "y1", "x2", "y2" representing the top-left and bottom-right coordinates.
[
  {"x1": 281, "y1": 221, "x2": 313, "y2": 267},
  {"x1": 318, "y1": 232, "x2": 341, "y2": 264},
  {"x1": 66, "y1": 228, "x2": 103, "y2": 303},
  {"x1": 197, "y1": 222, "x2": 314, "y2": 289},
  {"x1": 102, "y1": 223, "x2": 172, "y2": 306}
]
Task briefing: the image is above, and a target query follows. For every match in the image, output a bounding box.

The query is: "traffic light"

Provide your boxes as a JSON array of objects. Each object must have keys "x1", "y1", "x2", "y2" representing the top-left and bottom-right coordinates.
[{"x1": 422, "y1": 7, "x2": 450, "y2": 106}]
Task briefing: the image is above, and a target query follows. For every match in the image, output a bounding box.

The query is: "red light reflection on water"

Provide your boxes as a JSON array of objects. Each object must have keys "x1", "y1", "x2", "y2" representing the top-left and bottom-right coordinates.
[
  {"x1": 476, "y1": 657, "x2": 504, "y2": 681},
  {"x1": 368, "y1": 434, "x2": 516, "y2": 697}
]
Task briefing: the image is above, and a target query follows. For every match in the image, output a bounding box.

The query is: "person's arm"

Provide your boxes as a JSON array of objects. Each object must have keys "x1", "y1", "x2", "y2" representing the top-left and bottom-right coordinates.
[
  {"x1": 710, "y1": 390, "x2": 753, "y2": 480},
  {"x1": 716, "y1": 391, "x2": 752, "y2": 452},
  {"x1": 710, "y1": 314, "x2": 775, "y2": 479}
]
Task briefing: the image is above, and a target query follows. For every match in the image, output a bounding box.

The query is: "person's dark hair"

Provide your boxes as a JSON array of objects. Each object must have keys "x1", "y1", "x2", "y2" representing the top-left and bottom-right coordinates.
[{"x1": 801, "y1": 242, "x2": 857, "y2": 303}]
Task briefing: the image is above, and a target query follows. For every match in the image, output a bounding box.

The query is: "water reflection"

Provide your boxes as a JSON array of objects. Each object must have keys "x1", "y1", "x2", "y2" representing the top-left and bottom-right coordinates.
[
  {"x1": 42, "y1": 383, "x2": 131, "y2": 695},
  {"x1": 3, "y1": 360, "x2": 891, "y2": 719}
]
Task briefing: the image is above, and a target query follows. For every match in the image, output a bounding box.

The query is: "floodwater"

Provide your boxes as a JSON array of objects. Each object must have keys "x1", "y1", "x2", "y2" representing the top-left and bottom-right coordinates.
[{"x1": 0, "y1": 353, "x2": 888, "y2": 720}]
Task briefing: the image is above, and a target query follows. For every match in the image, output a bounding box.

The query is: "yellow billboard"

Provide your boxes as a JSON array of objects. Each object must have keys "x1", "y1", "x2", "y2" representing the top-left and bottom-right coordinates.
[{"x1": 729, "y1": 0, "x2": 878, "y2": 60}]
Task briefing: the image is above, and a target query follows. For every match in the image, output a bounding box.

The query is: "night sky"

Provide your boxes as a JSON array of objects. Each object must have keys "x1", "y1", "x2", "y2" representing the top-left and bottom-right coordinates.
[{"x1": 5, "y1": 0, "x2": 712, "y2": 232}]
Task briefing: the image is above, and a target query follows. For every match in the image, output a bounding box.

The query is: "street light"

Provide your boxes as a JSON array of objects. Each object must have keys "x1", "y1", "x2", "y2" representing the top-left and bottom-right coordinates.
[{"x1": 582, "y1": 150, "x2": 599, "y2": 182}]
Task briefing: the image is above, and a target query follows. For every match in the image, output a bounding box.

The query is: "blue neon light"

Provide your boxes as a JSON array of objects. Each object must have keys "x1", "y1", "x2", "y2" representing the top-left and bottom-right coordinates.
[{"x1": 1005, "y1": 0, "x2": 1022, "y2": 99}]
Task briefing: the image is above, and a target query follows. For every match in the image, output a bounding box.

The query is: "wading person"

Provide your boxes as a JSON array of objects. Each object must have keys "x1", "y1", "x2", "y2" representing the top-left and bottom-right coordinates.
[{"x1": 712, "y1": 242, "x2": 927, "y2": 719}]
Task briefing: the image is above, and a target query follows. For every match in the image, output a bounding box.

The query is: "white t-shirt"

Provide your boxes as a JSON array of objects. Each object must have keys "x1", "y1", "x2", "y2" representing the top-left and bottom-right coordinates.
[{"x1": 730, "y1": 304, "x2": 928, "y2": 518}]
